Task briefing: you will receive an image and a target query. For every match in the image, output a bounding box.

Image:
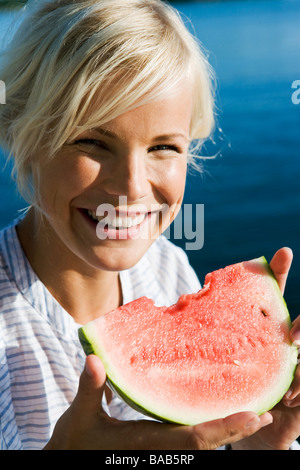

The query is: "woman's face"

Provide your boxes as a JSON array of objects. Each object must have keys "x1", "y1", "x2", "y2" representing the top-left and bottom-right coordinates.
[{"x1": 36, "y1": 82, "x2": 193, "y2": 272}]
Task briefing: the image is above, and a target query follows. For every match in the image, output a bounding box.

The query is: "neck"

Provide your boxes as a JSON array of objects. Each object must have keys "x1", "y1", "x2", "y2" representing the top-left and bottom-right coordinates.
[{"x1": 17, "y1": 208, "x2": 122, "y2": 324}]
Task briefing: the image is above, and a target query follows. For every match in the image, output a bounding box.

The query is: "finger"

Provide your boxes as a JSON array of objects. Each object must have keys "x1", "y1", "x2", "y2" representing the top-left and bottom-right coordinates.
[
  {"x1": 190, "y1": 411, "x2": 273, "y2": 449},
  {"x1": 128, "y1": 411, "x2": 273, "y2": 450},
  {"x1": 283, "y1": 395, "x2": 300, "y2": 408},
  {"x1": 74, "y1": 354, "x2": 107, "y2": 414},
  {"x1": 283, "y1": 358, "x2": 300, "y2": 407},
  {"x1": 269, "y1": 247, "x2": 293, "y2": 294},
  {"x1": 290, "y1": 317, "x2": 300, "y2": 346}
]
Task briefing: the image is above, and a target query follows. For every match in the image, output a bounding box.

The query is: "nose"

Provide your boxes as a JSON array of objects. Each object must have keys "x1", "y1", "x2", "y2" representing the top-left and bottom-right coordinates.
[{"x1": 102, "y1": 149, "x2": 152, "y2": 202}]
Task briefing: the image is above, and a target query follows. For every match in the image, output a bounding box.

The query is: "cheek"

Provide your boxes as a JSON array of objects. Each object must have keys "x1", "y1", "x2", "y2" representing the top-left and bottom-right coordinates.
[
  {"x1": 154, "y1": 160, "x2": 187, "y2": 233},
  {"x1": 67, "y1": 157, "x2": 102, "y2": 189},
  {"x1": 37, "y1": 156, "x2": 101, "y2": 212},
  {"x1": 160, "y1": 159, "x2": 187, "y2": 206}
]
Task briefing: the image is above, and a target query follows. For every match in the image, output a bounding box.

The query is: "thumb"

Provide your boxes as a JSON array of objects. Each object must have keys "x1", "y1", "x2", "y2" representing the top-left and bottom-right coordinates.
[
  {"x1": 45, "y1": 355, "x2": 108, "y2": 449},
  {"x1": 269, "y1": 247, "x2": 293, "y2": 294},
  {"x1": 75, "y1": 354, "x2": 107, "y2": 413}
]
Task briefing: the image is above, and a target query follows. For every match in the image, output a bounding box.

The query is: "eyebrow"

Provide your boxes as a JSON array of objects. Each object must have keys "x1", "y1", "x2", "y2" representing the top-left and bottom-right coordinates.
[
  {"x1": 152, "y1": 133, "x2": 190, "y2": 143},
  {"x1": 93, "y1": 127, "x2": 190, "y2": 143}
]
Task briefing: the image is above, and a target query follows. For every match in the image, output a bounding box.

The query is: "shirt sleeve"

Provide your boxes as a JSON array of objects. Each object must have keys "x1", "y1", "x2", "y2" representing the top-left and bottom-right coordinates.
[
  {"x1": 0, "y1": 343, "x2": 22, "y2": 450},
  {"x1": 290, "y1": 440, "x2": 300, "y2": 450}
]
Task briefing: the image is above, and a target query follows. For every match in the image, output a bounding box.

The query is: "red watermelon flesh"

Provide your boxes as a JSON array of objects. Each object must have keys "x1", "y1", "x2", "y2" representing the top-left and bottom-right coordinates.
[{"x1": 78, "y1": 256, "x2": 297, "y2": 425}]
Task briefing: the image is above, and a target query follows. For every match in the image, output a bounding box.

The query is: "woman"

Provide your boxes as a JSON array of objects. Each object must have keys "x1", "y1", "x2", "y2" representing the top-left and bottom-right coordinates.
[{"x1": 0, "y1": 0, "x2": 300, "y2": 450}]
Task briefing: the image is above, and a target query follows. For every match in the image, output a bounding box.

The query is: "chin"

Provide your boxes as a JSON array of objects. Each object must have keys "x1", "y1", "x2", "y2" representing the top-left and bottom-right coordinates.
[{"x1": 87, "y1": 239, "x2": 155, "y2": 272}]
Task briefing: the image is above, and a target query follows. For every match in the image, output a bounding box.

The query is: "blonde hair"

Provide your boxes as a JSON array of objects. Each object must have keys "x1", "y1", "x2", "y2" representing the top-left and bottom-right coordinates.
[{"x1": 0, "y1": 0, "x2": 215, "y2": 203}]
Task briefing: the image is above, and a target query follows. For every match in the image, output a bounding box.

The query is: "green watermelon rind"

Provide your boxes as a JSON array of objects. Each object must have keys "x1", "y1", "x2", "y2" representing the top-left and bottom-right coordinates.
[
  {"x1": 78, "y1": 256, "x2": 298, "y2": 425},
  {"x1": 251, "y1": 257, "x2": 297, "y2": 415},
  {"x1": 78, "y1": 326, "x2": 180, "y2": 423}
]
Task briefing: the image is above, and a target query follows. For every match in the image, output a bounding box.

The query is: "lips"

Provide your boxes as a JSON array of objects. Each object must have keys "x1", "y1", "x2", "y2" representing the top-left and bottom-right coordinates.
[{"x1": 79, "y1": 201, "x2": 166, "y2": 241}]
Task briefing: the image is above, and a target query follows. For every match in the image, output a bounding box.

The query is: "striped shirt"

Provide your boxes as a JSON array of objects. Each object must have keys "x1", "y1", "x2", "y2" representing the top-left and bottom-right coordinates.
[{"x1": 0, "y1": 220, "x2": 201, "y2": 450}]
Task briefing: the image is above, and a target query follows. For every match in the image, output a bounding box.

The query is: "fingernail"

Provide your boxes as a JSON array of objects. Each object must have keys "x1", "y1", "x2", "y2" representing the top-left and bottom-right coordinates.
[
  {"x1": 292, "y1": 331, "x2": 300, "y2": 346},
  {"x1": 245, "y1": 416, "x2": 260, "y2": 429},
  {"x1": 284, "y1": 393, "x2": 298, "y2": 407},
  {"x1": 285, "y1": 389, "x2": 292, "y2": 400},
  {"x1": 260, "y1": 413, "x2": 273, "y2": 427}
]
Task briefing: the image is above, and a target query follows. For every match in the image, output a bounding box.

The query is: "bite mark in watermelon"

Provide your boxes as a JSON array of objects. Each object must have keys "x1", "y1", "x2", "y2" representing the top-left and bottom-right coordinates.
[{"x1": 78, "y1": 256, "x2": 297, "y2": 425}]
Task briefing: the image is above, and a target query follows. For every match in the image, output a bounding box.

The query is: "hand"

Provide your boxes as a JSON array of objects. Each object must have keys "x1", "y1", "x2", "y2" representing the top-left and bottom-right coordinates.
[
  {"x1": 44, "y1": 354, "x2": 272, "y2": 450},
  {"x1": 232, "y1": 247, "x2": 300, "y2": 450}
]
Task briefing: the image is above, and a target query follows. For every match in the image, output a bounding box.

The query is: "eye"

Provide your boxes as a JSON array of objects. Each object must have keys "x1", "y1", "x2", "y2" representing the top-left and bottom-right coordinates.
[
  {"x1": 74, "y1": 138, "x2": 109, "y2": 150},
  {"x1": 149, "y1": 144, "x2": 181, "y2": 154}
]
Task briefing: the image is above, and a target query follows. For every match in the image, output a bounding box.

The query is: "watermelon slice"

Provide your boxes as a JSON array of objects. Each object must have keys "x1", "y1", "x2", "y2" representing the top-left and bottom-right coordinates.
[{"x1": 78, "y1": 256, "x2": 297, "y2": 425}]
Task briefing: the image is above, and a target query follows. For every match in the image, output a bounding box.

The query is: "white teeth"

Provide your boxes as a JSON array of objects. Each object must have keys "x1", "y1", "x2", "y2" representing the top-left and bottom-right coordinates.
[{"x1": 87, "y1": 210, "x2": 146, "y2": 229}]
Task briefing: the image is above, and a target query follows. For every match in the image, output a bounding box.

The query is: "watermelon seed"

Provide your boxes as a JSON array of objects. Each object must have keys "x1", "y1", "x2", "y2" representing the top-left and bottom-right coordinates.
[
  {"x1": 233, "y1": 360, "x2": 241, "y2": 366},
  {"x1": 261, "y1": 309, "x2": 268, "y2": 317}
]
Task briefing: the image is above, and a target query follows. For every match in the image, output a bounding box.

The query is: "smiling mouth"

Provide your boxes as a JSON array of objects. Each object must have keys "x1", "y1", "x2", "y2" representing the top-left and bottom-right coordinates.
[{"x1": 84, "y1": 208, "x2": 149, "y2": 230}]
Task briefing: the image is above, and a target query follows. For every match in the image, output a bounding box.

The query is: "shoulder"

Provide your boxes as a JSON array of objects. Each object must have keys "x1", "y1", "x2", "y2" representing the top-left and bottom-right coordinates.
[
  {"x1": 0, "y1": 223, "x2": 23, "y2": 449},
  {"x1": 0, "y1": 218, "x2": 19, "y2": 270},
  {"x1": 0, "y1": 220, "x2": 33, "y2": 332},
  {"x1": 0, "y1": 223, "x2": 18, "y2": 297},
  {"x1": 0, "y1": 221, "x2": 21, "y2": 295}
]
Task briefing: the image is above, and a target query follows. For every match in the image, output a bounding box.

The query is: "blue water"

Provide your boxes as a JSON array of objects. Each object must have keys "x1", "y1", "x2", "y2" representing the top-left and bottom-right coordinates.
[{"x1": 0, "y1": 1, "x2": 300, "y2": 318}]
